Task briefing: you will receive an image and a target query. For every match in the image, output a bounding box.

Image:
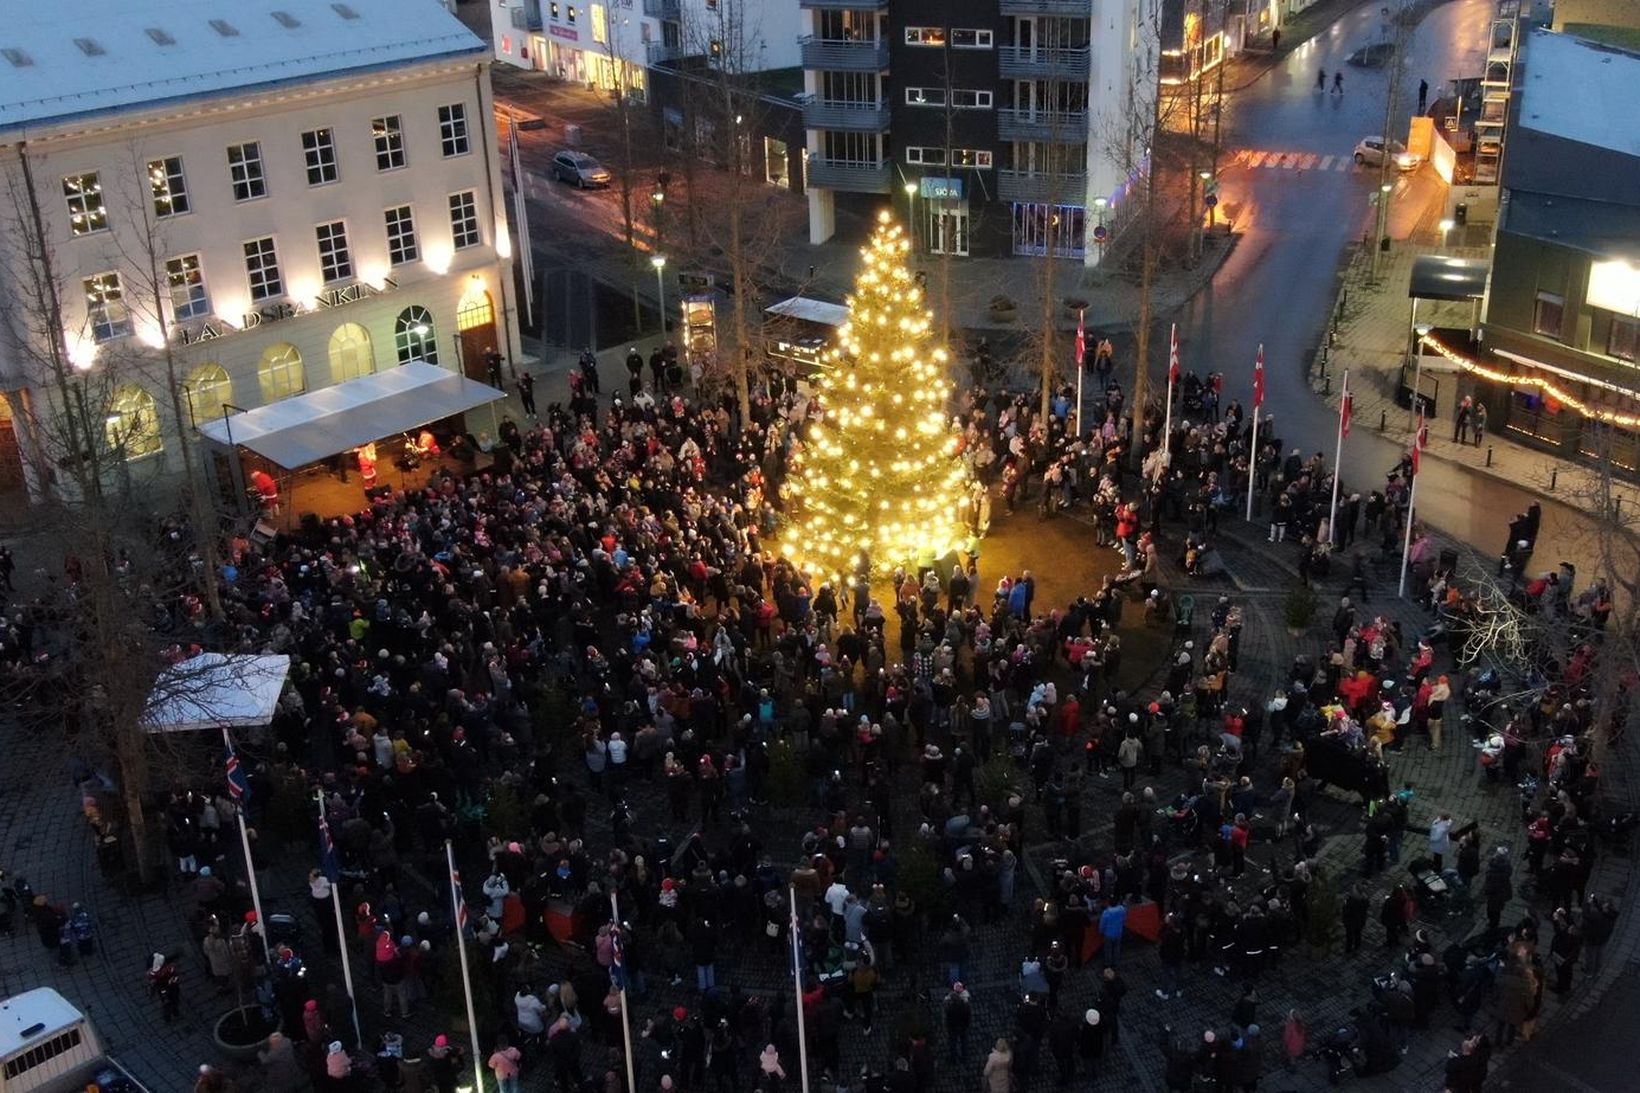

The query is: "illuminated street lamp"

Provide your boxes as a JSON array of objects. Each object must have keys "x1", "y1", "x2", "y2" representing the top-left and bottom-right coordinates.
[
  {"x1": 651, "y1": 255, "x2": 668, "y2": 336},
  {"x1": 1438, "y1": 217, "x2": 1454, "y2": 248},
  {"x1": 903, "y1": 180, "x2": 919, "y2": 250}
]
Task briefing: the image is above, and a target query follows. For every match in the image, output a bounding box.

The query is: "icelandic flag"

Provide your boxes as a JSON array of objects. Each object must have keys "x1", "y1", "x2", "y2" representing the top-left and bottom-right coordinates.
[
  {"x1": 224, "y1": 741, "x2": 251, "y2": 804},
  {"x1": 1075, "y1": 309, "x2": 1086, "y2": 367},
  {"x1": 1252, "y1": 345, "x2": 1265, "y2": 409},
  {"x1": 610, "y1": 922, "x2": 628, "y2": 991},
  {"x1": 318, "y1": 809, "x2": 340, "y2": 883}
]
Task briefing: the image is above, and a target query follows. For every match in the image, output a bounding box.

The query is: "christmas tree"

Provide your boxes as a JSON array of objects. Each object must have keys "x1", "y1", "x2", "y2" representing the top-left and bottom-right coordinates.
[{"x1": 786, "y1": 210, "x2": 968, "y2": 580}]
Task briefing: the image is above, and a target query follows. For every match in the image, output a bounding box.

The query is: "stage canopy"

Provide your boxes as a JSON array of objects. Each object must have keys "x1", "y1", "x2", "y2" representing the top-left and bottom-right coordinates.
[
  {"x1": 143, "y1": 653, "x2": 291, "y2": 734},
  {"x1": 1409, "y1": 255, "x2": 1489, "y2": 302},
  {"x1": 196, "y1": 362, "x2": 504, "y2": 470},
  {"x1": 765, "y1": 296, "x2": 850, "y2": 327}
]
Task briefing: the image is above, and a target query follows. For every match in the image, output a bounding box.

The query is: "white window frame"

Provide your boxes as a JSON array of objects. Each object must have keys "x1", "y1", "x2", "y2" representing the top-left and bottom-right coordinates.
[
  {"x1": 302, "y1": 128, "x2": 339, "y2": 185},
  {"x1": 165, "y1": 254, "x2": 210, "y2": 320},
  {"x1": 951, "y1": 89, "x2": 993, "y2": 109},
  {"x1": 243, "y1": 236, "x2": 283, "y2": 301},
  {"x1": 439, "y1": 104, "x2": 471, "y2": 157},
  {"x1": 316, "y1": 221, "x2": 353, "y2": 284},
  {"x1": 227, "y1": 142, "x2": 267, "y2": 201},
  {"x1": 954, "y1": 148, "x2": 995, "y2": 168},
  {"x1": 904, "y1": 87, "x2": 946, "y2": 107},
  {"x1": 905, "y1": 147, "x2": 946, "y2": 165},
  {"x1": 951, "y1": 28, "x2": 993, "y2": 49},
  {"x1": 448, "y1": 191, "x2": 481, "y2": 250},
  {"x1": 373, "y1": 115, "x2": 407, "y2": 171},
  {"x1": 385, "y1": 204, "x2": 419, "y2": 266},
  {"x1": 63, "y1": 172, "x2": 108, "y2": 235},
  {"x1": 83, "y1": 271, "x2": 130, "y2": 341},
  {"x1": 148, "y1": 157, "x2": 190, "y2": 217},
  {"x1": 904, "y1": 27, "x2": 947, "y2": 46}
]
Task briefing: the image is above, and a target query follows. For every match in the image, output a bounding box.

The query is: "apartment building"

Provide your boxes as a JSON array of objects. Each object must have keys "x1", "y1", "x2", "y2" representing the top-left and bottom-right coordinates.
[
  {"x1": 0, "y1": 0, "x2": 518, "y2": 501},
  {"x1": 800, "y1": 0, "x2": 1155, "y2": 265}
]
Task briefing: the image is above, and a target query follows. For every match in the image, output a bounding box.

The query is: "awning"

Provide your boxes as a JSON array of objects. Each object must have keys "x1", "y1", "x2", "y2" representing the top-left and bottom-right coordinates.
[
  {"x1": 1409, "y1": 255, "x2": 1489, "y2": 301},
  {"x1": 143, "y1": 653, "x2": 291, "y2": 733},
  {"x1": 196, "y1": 361, "x2": 504, "y2": 470},
  {"x1": 765, "y1": 296, "x2": 850, "y2": 327}
]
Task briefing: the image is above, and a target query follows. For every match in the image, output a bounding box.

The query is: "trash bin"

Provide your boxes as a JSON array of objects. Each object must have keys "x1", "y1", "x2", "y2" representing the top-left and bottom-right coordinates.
[{"x1": 1454, "y1": 203, "x2": 1468, "y2": 226}]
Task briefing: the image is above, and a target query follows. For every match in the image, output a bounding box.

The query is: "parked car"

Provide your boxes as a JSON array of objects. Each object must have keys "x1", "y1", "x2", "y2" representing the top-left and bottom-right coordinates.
[
  {"x1": 552, "y1": 151, "x2": 612, "y2": 188},
  {"x1": 1354, "y1": 137, "x2": 1423, "y2": 171},
  {"x1": 1347, "y1": 41, "x2": 1395, "y2": 67}
]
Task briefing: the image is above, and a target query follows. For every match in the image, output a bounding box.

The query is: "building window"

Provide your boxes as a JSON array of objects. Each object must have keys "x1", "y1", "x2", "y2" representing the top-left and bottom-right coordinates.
[
  {"x1": 63, "y1": 173, "x2": 108, "y2": 235},
  {"x1": 385, "y1": 205, "x2": 419, "y2": 265},
  {"x1": 227, "y1": 142, "x2": 266, "y2": 201},
  {"x1": 373, "y1": 115, "x2": 406, "y2": 171},
  {"x1": 1612, "y1": 316, "x2": 1638, "y2": 362},
  {"x1": 905, "y1": 27, "x2": 947, "y2": 46},
  {"x1": 764, "y1": 137, "x2": 790, "y2": 188},
  {"x1": 567, "y1": 5, "x2": 577, "y2": 24},
  {"x1": 243, "y1": 236, "x2": 283, "y2": 301},
  {"x1": 395, "y1": 306, "x2": 438, "y2": 364},
  {"x1": 315, "y1": 221, "x2": 353, "y2": 283},
  {"x1": 905, "y1": 87, "x2": 945, "y2": 106},
  {"x1": 258, "y1": 343, "x2": 305, "y2": 402},
  {"x1": 951, "y1": 89, "x2": 993, "y2": 109},
  {"x1": 954, "y1": 148, "x2": 994, "y2": 168},
  {"x1": 952, "y1": 29, "x2": 993, "y2": 49},
  {"x1": 439, "y1": 104, "x2": 470, "y2": 157},
  {"x1": 165, "y1": 254, "x2": 210, "y2": 320},
  {"x1": 104, "y1": 385, "x2": 162, "y2": 460},
  {"x1": 83, "y1": 272, "x2": 130, "y2": 341},
  {"x1": 449, "y1": 191, "x2": 481, "y2": 249},
  {"x1": 302, "y1": 128, "x2": 339, "y2": 185},
  {"x1": 148, "y1": 157, "x2": 190, "y2": 217},
  {"x1": 181, "y1": 363, "x2": 231, "y2": 426},
  {"x1": 329, "y1": 323, "x2": 375, "y2": 383},
  {"x1": 1533, "y1": 291, "x2": 1564, "y2": 338},
  {"x1": 591, "y1": 3, "x2": 608, "y2": 44}
]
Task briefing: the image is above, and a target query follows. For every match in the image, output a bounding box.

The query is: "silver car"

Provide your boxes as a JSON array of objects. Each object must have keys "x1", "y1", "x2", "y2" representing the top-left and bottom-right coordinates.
[{"x1": 552, "y1": 150, "x2": 612, "y2": 188}]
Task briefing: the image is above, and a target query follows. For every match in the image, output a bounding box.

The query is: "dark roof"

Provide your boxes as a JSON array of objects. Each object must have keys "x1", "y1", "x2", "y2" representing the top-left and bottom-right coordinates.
[
  {"x1": 1409, "y1": 256, "x2": 1489, "y2": 301},
  {"x1": 1500, "y1": 191, "x2": 1640, "y2": 261},
  {"x1": 1503, "y1": 126, "x2": 1640, "y2": 208}
]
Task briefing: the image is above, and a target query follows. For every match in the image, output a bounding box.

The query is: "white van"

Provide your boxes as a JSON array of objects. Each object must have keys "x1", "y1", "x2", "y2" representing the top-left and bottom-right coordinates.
[{"x1": 0, "y1": 989, "x2": 149, "y2": 1093}]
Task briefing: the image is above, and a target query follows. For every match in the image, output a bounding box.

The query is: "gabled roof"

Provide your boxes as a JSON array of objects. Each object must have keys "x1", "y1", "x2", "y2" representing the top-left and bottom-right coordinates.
[{"x1": 0, "y1": 0, "x2": 486, "y2": 138}]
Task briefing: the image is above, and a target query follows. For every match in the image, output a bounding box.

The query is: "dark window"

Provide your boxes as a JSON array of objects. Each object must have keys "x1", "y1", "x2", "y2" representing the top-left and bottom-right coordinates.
[{"x1": 1533, "y1": 291, "x2": 1564, "y2": 338}]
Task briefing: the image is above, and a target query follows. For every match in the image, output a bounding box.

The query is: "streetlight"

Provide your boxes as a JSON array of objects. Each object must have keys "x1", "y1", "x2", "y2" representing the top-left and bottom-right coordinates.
[
  {"x1": 1410, "y1": 322, "x2": 1432, "y2": 430},
  {"x1": 903, "y1": 180, "x2": 919, "y2": 248},
  {"x1": 1438, "y1": 217, "x2": 1454, "y2": 248},
  {"x1": 651, "y1": 255, "x2": 668, "y2": 337}
]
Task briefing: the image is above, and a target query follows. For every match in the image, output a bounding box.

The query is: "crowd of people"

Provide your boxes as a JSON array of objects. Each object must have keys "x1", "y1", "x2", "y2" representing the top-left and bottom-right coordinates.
[{"x1": 0, "y1": 340, "x2": 1630, "y2": 1093}]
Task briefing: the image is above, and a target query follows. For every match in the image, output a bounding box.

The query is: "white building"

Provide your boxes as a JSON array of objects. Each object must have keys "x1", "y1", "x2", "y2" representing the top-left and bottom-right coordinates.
[{"x1": 0, "y1": 0, "x2": 520, "y2": 501}]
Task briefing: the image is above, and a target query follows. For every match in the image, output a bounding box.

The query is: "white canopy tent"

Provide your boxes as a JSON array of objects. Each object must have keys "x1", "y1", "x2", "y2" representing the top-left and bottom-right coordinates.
[
  {"x1": 764, "y1": 296, "x2": 849, "y2": 328},
  {"x1": 142, "y1": 652, "x2": 291, "y2": 734},
  {"x1": 196, "y1": 362, "x2": 504, "y2": 470}
]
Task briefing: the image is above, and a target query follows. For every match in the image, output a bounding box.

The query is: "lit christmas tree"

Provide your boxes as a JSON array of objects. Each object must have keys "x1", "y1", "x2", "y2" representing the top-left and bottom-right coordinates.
[{"x1": 786, "y1": 210, "x2": 968, "y2": 579}]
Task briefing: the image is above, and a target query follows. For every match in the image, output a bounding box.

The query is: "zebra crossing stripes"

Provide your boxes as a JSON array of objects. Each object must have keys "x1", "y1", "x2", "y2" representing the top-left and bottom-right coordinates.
[{"x1": 1230, "y1": 148, "x2": 1357, "y2": 172}]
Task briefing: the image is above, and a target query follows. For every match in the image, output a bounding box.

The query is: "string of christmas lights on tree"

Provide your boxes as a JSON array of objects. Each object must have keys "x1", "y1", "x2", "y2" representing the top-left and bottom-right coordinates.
[{"x1": 785, "y1": 210, "x2": 969, "y2": 580}]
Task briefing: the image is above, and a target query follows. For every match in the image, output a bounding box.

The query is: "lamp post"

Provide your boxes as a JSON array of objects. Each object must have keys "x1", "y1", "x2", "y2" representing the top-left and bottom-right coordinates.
[
  {"x1": 1438, "y1": 217, "x2": 1454, "y2": 249},
  {"x1": 651, "y1": 187, "x2": 666, "y2": 254},
  {"x1": 903, "y1": 180, "x2": 919, "y2": 249},
  {"x1": 651, "y1": 255, "x2": 668, "y2": 337},
  {"x1": 1410, "y1": 322, "x2": 1431, "y2": 430}
]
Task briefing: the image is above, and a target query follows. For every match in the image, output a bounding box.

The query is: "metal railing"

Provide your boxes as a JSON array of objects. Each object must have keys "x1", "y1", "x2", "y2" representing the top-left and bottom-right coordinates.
[
  {"x1": 999, "y1": 0, "x2": 1095, "y2": 16},
  {"x1": 642, "y1": 0, "x2": 680, "y2": 18},
  {"x1": 997, "y1": 169, "x2": 1087, "y2": 204},
  {"x1": 801, "y1": 98, "x2": 892, "y2": 132},
  {"x1": 645, "y1": 42, "x2": 682, "y2": 64},
  {"x1": 806, "y1": 157, "x2": 893, "y2": 193},
  {"x1": 800, "y1": 0, "x2": 888, "y2": 9},
  {"x1": 798, "y1": 36, "x2": 890, "y2": 71},
  {"x1": 996, "y1": 108, "x2": 1088, "y2": 142},
  {"x1": 997, "y1": 45, "x2": 1091, "y2": 80}
]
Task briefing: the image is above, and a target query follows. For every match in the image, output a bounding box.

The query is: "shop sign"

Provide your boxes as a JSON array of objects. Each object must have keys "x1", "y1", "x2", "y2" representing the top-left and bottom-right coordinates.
[
  {"x1": 177, "y1": 278, "x2": 397, "y2": 346},
  {"x1": 920, "y1": 177, "x2": 963, "y2": 200},
  {"x1": 549, "y1": 25, "x2": 579, "y2": 42}
]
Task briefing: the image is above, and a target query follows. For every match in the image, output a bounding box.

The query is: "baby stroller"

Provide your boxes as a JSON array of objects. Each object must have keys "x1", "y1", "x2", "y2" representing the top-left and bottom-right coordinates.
[{"x1": 1406, "y1": 857, "x2": 1462, "y2": 917}]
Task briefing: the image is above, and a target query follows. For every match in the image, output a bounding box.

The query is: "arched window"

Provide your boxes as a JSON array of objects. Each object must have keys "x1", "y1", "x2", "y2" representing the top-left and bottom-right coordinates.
[
  {"x1": 456, "y1": 289, "x2": 495, "y2": 331},
  {"x1": 181, "y1": 363, "x2": 232, "y2": 426},
  {"x1": 258, "y1": 343, "x2": 305, "y2": 403},
  {"x1": 104, "y1": 385, "x2": 162, "y2": 460},
  {"x1": 329, "y1": 323, "x2": 375, "y2": 384},
  {"x1": 394, "y1": 306, "x2": 439, "y2": 365}
]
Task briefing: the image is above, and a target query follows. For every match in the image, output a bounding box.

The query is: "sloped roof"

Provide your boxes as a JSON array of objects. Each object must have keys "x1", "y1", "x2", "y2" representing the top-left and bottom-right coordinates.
[{"x1": 0, "y1": 0, "x2": 485, "y2": 137}]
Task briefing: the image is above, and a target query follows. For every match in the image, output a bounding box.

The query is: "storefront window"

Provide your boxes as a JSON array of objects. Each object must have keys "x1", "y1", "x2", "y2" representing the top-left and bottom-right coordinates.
[
  {"x1": 181, "y1": 363, "x2": 231, "y2": 426},
  {"x1": 329, "y1": 323, "x2": 375, "y2": 383},
  {"x1": 104, "y1": 385, "x2": 162, "y2": 460},
  {"x1": 395, "y1": 306, "x2": 439, "y2": 365},
  {"x1": 258, "y1": 343, "x2": 305, "y2": 403}
]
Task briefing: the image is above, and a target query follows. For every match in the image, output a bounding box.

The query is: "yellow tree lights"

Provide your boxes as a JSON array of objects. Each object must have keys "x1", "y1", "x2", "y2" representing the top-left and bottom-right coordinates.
[{"x1": 786, "y1": 210, "x2": 969, "y2": 578}]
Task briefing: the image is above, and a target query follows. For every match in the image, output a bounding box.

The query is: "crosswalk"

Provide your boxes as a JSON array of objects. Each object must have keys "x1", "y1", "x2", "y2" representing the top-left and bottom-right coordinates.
[{"x1": 1228, "y1": 148, "x2": 1361, "y2": 173}]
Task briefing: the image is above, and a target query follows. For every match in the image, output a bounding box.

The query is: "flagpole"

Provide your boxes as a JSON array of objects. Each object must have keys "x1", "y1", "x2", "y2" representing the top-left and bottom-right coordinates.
[
  {"x1": 446, "y1": 840, "x2": 487, "y2": 1093},
  {"x1": 610, "y1": 891, "x2": 639, "y2": 1093},
  {"x1": 316, "y1": 790, "x2": 362, "y2": 1048},
  {"x1": 789, "y1": 886, "x2": 811, "y2": 1093},
  {"x1": 1328, "y1": 370, "x2": 1349, "y2": 545},
  {"x1": 222, "y1": 727, "x2": 271, "y2": 964},
  {"x1": 1398, "y1": 470, "x2": 1418, "y2": 599},
  {"x1": 1075, "y1": 308, "x2": 1086, "y2": 440},
  {"x1": 1162, "y1": 323, "x2": 1177, "y2": 470},
  {"x1": 1245, "y1": 408, "x2": 1260, "y2": 522}
]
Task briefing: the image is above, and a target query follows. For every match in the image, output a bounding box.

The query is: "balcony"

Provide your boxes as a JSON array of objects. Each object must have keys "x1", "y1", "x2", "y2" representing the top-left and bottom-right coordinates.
[
  {"x1": 998, "y1": 169, "x2": 1087, "y2": 204},
  {"x1": 999, "y1": 0, "x2": 1095, "y2": 16},
  {"x1": 800, "y1": 0, "x2": 888, "y2": 9},
  {"x1": 802, "y1": 98, "x2": 891, "y2": 132},
  {"x1": 806, "y1": 157, "x2": 893, "y2": 193},
  {"x1": 996, "y1": 108, "x2": 1088, "y2": 142},
  {"x1": 799, "y1": 36, "x2": 890, "y2": 71},
  {"x1": 646, "y1": 42, "x2": 682, "y2": 65},
  {"x1": 997, "y1": 45, "x2": 1091, "y2": 81},
  {"x1": 642, "y1": 0, "x2": 679, "y2": 17}
]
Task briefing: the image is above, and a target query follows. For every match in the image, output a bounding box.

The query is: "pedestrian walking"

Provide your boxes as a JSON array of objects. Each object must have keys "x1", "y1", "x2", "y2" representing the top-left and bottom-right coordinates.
[
  {"x1": 1473, "y1": 401, "x2": 1487, "y2": 445},
  {"x1": 1418, "y1": 78, "x2": 1429, "y2": 112},
  {"x1": 1454, "y1": 396, "x2": 1473, "y2": 443},
  {"x1": 484, "y1": 348, "x2": 505, "y2": 388},
  {"x1": 1317, "y1": 67, "x2": 1327, "y2": 91},
  {"x1": 148, "y1": 953, "x2": 182, "y2": 1022},
  {"x1": 488, "y1": 1035, "x2": 523, "y2": 1093},
  {"x1": 579, "y1": 347, "x2": 601, "y2": 394},
  {"x1": 1332, "y1": 71, "x2": 1343, "y2": 94},
  {"x1": 517, "y1": 372, "x2": 537, "y2": 418},
  {"x1": 1484, "y1": 847, "x2": 1513, "y2": 929},
  {"x1": 1429, "y1": 813, "x2": 1453, "y2": 871},
  {"x1": 1342, "y1": 885, "x2": 1368, "y2": 953},
  {"x1": 67, "y1": 902, "x2": 94, "y2": 957},
  {"x1": 982, "y1": 1038, "x2": 1012, "y2": 1093}
]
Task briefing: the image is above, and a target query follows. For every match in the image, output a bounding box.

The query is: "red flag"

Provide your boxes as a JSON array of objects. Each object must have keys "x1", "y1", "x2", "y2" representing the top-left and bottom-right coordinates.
[
  {"x1": 1168, "y1": 325, "x2": 1180, "y2": 385},
  {"x1": 1340, "y1": 383, "x2": 1352, "y2": 439},
  {"x1": 1075, "y1": 309, "x2": 1086, "y2": 366},
  {"x1": 1411, "y1": 412, "x2": 1427, "y2": 475},
  {"x1": 1252, "y1": 345, "x2": 1265, "y2": 409}
]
